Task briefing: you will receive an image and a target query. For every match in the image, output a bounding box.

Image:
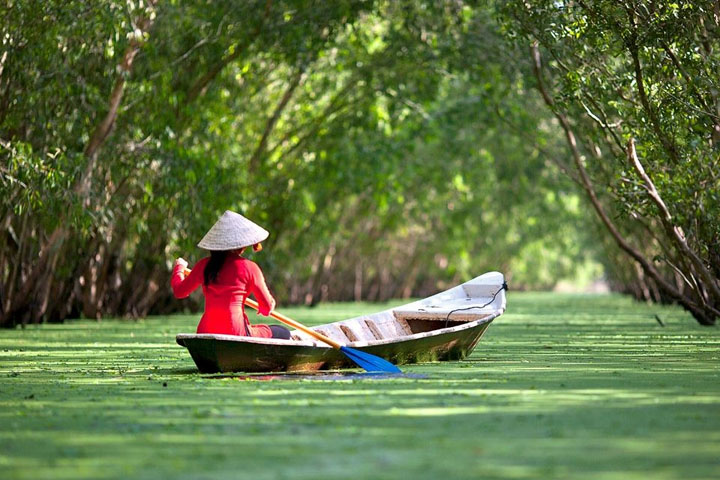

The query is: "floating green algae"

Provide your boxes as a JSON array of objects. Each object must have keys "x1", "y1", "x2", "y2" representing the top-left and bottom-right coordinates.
[{"x1": 1, "y1": 293, "x2": 719, "y2": 480}]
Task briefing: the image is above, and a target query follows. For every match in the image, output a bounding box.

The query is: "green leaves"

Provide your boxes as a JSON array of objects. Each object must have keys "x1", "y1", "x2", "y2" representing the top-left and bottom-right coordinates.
[
  {"x1": 501, "y1": 0, "x2": 720, "y2": 324},
  {"x1": 2, "y1": 0, "x2": 612, "y2": 324}
]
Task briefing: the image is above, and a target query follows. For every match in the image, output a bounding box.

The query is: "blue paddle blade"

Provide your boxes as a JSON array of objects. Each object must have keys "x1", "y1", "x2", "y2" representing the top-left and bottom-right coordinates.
[{"x1": 340, "y1": 346, "x2": 402, "y2": 373}]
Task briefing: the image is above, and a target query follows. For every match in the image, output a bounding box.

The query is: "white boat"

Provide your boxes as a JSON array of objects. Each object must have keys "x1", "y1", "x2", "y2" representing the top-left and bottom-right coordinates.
[{"x1": 176, "y1": 271, "x2": 507, "y2": 373}]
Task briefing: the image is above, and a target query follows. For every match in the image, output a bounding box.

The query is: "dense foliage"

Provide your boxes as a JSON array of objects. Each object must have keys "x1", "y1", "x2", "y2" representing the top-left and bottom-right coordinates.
[
  {"x1": 4, "y1": 0, "x2": 717, "y2": 326},
  {"x1": 501, "y1": 1, "x2": 720, "y2": 324},
  {"x1": 1, "y1": 0, "x2": 597, "y2": 326}
]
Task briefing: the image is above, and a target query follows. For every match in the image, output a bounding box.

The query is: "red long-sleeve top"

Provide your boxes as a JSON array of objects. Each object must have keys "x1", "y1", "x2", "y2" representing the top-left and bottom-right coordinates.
[{"x1": 171, "y1": 255, "x2": 276, "y2": 337}]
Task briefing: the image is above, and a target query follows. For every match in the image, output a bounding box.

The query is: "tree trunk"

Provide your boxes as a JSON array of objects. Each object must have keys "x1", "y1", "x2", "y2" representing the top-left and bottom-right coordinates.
[
  {"x1": 530, "y1": 42, "x2": 716, "y2": 325},
  {"x1": 0, "y1": 2, "x2": 158, "y2": 327}
]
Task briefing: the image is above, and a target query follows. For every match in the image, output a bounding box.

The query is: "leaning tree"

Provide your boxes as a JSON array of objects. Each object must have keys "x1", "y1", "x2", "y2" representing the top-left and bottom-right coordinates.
[{"x1": 502, "y1": 1, "x2": 720, "y2": 324}]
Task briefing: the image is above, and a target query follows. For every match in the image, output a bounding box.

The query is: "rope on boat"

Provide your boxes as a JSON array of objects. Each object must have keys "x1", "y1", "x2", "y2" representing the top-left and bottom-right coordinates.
[{"x1": 443, "y1": 281, "x2": 508, "y2": 328}]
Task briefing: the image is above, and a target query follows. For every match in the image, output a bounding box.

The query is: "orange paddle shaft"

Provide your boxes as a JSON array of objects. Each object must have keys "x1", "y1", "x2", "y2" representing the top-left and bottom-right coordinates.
[{"x1": 181, "y1": 266, "x2": 342, "y2": 349}]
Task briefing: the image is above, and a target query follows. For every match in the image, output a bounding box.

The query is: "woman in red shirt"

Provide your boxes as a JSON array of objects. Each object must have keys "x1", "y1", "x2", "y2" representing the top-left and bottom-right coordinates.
[{"x1": 171, "y1": 211, "x2": 291, "y2": 339}]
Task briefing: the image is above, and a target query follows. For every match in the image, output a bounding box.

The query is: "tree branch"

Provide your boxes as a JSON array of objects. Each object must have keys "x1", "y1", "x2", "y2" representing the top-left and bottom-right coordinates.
[
  {"x1": 627, "y1": 137, "x2": 720, "y2": 303},
  {"x1": 183, "y1": 0, "x2": 272, "y2": 106},
  {"x1": 248, "y1": 66, "x2": 305, "y2": 171},
  {"x1": 660, "y1": 42, "x2": 712, "y2": 115},
  {"x1": 79, "y1": 1, "x2": 158, "y2": 197},
  {"x1": 530, "y1": 41, "x2": 715, "y2": 324},
  {"x1": 1, "y1": 2, "x2": 158, "y2": 325},
  {"x1": 266, "y1": 76, "x2": 360, "y2": 160},
  {"x1": 625, "y1": 17, "x2": 682, "y2": 164}
]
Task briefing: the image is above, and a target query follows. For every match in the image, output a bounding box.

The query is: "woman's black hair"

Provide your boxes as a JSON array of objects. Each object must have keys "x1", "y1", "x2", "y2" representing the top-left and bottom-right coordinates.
[{"x1": 204, "y1": 250, "x2": 229, "y2": 286}]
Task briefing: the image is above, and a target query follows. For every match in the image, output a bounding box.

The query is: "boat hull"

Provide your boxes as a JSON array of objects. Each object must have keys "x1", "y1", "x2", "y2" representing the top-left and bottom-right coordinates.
[{"x1": 177, "y1": 319, "x2": 493, "y2": 373}]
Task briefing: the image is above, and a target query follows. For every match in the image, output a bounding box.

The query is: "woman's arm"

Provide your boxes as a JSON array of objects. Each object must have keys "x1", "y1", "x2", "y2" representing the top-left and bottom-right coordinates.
[
  {"x1": 247, "y1": 261, "x2": 276, "y2": 316},
  {"x1": 171, "y1": 258, "x2": 205, "y2": 298}
]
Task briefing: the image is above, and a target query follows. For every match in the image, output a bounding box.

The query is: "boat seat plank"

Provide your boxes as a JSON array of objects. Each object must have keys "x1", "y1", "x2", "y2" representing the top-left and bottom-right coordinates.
[
  {"x1": 364, "y1": 320, "x2": 384, "y2": 340},
  {"x1": 361, "y1": 314, "x2": 410, "y2": 339},
  {"x1": 462, "y1": 283, "x2": 503, "y2": 298},
  {"x1": 393, "y1": 317, "x2": 413, "y2": 336},
  {"x1": 339, "y1": 325, "x2": 361, "y2": 342},
  {"x1": 393, "y1": 295, "x2": 493, "y2": 322},
  {"x1": 314, "y1": 325, "x2": 354, "y2": 343}
]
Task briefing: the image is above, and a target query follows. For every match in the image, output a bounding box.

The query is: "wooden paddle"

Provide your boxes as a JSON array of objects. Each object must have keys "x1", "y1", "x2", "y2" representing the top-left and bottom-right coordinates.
[{"x1": 181, "y1": 266, "x2": 401, "y2": 373}]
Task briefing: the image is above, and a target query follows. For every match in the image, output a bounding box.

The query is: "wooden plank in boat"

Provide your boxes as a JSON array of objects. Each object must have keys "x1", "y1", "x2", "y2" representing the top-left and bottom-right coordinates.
[
  {"x1": 392, "y1": 308, "x2": 490, "y2": 322},
  {"x1": 393, "y1": 317, "x2": 414, "y2": 336},
  {"x1": 364, "y1": 319, "x2": 385, "y2": 340}
]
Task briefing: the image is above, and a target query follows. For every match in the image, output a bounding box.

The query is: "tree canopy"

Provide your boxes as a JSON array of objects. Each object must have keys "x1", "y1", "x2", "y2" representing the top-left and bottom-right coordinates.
[{"x1": 1, "y1": 0, "x2": 717, "y2": 326}]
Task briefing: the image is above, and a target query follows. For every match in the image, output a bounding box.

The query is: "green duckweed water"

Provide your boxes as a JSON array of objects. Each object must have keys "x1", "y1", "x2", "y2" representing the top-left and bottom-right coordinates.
[{"x1": 1, "y1": 293, "x2": 719, "y2": 480}]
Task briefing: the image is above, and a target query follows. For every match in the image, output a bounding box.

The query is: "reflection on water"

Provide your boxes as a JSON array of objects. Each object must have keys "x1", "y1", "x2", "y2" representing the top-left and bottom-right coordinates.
[{"x1": 207, "y1": 372, "x2": 427, "y2": 381}]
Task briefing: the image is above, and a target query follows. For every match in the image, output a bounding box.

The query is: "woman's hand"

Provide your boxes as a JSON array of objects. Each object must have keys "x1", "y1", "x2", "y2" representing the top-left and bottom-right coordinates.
[{"x1": 175, "y1": 257, "x2": 189, "y2": 270}]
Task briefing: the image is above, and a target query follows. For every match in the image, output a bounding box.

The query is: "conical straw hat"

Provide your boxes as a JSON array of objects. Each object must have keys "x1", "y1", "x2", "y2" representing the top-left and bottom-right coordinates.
[{"x1": 197, "y1": 210, "x2": 269, "y2": 251}]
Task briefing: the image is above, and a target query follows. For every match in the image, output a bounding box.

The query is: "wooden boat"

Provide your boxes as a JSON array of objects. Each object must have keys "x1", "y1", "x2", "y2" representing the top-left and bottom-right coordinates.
[{"x1": 176, "y1": 271, "x2": 506, "y2": 373}]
